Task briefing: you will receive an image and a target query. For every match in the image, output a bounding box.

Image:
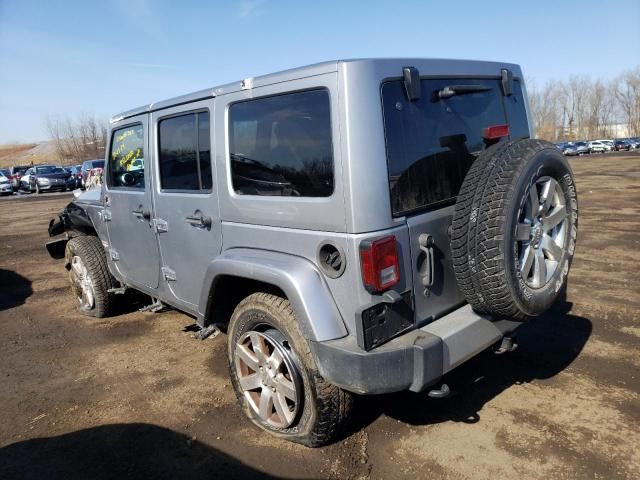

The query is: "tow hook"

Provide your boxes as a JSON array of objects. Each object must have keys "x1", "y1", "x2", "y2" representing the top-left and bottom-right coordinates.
[
  {"x1": 494, "y1": 335, "x2": 518, "y2": 355},
  {"x1": 427, "y1": 383, "x2": 451, "y2": 399}
]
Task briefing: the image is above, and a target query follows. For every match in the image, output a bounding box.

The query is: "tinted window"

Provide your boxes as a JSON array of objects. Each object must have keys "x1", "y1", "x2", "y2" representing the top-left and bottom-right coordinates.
[
  {"x1": 158, "y1": 111, "x2": 211, "y2": 191},
  {"x1": 229, "y1": 89, "x2": 333, "y2": 197},
  {"x1": 109, "y1": 124, "x2": 145, "y2": 189},
  {"x1": 504, "y1": 79, "x2": 530, "y2": 140},
  {"x1": 382, "y1": 78, "x2": 508, "y2": 215},
  {"x1": 36, "y1": 166, "x2": 64, "y2": 174}
]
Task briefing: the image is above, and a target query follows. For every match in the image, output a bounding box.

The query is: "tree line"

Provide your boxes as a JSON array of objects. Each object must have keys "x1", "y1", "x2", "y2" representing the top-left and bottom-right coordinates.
[
  {"x1": 46, "y1": 113, "x2": 108, "y2": 165},
  {"x1": 528, "y1": 67, "x2": 640, "y2": 141}
]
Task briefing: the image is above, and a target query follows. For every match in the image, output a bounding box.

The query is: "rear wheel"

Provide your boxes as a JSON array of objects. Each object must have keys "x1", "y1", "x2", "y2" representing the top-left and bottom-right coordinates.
[
  {"x1": 227, "y1": 292, "x2": 353, "y2": 447},
  {"x1": 451, "y1": 139, "x2": 578, "y2": 320},
  {"x1": 65, "y1": 236, "x2": 116, "y2": 317}
]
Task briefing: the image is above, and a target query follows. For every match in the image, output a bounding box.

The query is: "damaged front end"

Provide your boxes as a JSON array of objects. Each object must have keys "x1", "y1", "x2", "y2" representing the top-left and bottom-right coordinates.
[{"x1": 46, "y1": 189, "x2": 104, "y2": 259}]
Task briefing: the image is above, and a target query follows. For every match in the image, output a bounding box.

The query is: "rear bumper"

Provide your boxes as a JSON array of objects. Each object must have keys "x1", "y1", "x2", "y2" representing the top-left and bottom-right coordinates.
[{"x1": 309, "y1": 304, "x2": 522, "y2": 394}]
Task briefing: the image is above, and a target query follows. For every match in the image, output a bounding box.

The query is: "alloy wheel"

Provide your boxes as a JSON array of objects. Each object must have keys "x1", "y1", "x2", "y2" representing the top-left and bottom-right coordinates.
[
  {"x1": 70, "y1": 255, "x2": 95, "y2": 310},
  {"x1": 516, "y1": 176, "x2": 568, "y2": 288},
  {"x1": 234, "y1": 329, "x2": 302, "y2": 429}
]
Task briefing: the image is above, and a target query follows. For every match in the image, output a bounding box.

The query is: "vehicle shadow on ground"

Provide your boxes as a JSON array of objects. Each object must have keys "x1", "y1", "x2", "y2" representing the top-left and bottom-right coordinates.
[
  {"x1": 0, "y1": 423, "x2": 280, "y2": 480},
  {"x1": 348, "y1": 300, "x2": 592, "y2": 432},
  {"x1": 0, "y1": 269, "x2": 33, "y2": 311}
]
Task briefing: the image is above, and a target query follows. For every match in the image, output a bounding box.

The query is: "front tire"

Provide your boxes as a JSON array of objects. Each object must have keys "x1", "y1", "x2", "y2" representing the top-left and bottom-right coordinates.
[
  {"x1": 227, "y1": 292, "x2": 353, "y2": 447},
  {"x1": 65, "y1": 236, "x2": 116, "y2": 317}
]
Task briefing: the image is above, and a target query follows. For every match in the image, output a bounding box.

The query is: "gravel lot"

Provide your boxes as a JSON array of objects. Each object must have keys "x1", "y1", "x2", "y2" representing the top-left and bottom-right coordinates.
[{"x1": 0, "y1": 152, "x2": 638, "y2": 479}]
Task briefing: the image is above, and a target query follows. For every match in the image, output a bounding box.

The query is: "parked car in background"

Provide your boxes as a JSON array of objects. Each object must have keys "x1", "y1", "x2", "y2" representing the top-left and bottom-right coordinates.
[
  {"x1": 19, "y1": 167, "x2": 36, "y2": 190},
  {"x1": 0, "y1": 171, "x2": 13, "y2": 195},
  {"x1": 80, "y1": 160, "x2": 104, "y2": 189},
  {"x1": 626, "y1": 138, "x2": 640, "y2": 149},
  {"x1": 555, "y1": 142, "x2": 577, "y2": 155},
  {"x1": 29, "y1": 165, "x2": 74, "y2": 194},
  {"x1": 8, "y1": 165, "x2": 30, "y2": 191},
  {"x1": 614, "y1": 140, "x2": 631, "y2": 151},
  {"x1": 588, "y1": 141, "x2": 608, "y2": 153},
  {"x1": 593, "y1": 139, "x2": 614, "y2": 151},
  {"x1": 573, "y1": 141, "x2": 590, "y2": 155},
  {"x1": 65, "y1": 165, "x2": 83, "y2": 189}
]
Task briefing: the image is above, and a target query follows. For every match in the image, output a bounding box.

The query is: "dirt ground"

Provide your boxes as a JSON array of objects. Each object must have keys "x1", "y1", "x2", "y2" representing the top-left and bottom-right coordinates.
[{"x1": 0, "y1": 152, "x2": 638, "y2": 480}]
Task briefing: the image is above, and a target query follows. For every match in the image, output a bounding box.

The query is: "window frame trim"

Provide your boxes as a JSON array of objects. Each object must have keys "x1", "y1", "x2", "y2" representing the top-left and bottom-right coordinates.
[{"x1": 155, "y1": 108, "x2": 213, "y2": 195}]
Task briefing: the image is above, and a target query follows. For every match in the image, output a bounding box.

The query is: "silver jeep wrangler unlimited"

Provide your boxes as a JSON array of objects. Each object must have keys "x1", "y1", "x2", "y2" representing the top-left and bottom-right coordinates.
[{"x1": 47, "y1": 58, "x2": 578, "y2": 446}]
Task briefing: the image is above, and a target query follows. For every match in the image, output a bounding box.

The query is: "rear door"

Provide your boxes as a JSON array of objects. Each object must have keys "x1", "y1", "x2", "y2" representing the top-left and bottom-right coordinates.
[
  {"x1": 104, "y1": 115, "x2": 161, "y2": 289},
  {"x1": 150, "y1": 101, "x2": 222, "y2": 309},
  {"x1": 381, "y1": 77, "x2": 530, "y2": 324}
]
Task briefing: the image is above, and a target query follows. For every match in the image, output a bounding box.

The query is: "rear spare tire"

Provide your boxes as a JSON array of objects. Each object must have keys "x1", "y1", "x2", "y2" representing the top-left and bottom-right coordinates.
[{"x1": 451, "y1": 139, "x2": 578, "y2": 320}]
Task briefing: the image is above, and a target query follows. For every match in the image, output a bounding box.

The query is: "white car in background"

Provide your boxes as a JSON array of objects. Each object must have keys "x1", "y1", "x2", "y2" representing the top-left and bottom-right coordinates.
[
  {"x1": 593, "y1": 139, "x2": 613, "y2": 151},
  {"x1": 0, "y1": 171, "x2": 13, "y2": 195},
  {"x1": 19, "y1": 167, "x2": 35, "y2": 190},
  {"x1": 588, "y1": 141, "x2": 608, "y2": 153}
]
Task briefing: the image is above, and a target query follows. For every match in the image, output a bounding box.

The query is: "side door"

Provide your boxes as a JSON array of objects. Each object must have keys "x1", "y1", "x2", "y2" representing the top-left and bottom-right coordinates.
[
  {"x1": 104, "y1": 116, "x2": 161, "y2": 289},
  {"x1": 150, "y1": 101, "x2": 222, "y2": 309}
]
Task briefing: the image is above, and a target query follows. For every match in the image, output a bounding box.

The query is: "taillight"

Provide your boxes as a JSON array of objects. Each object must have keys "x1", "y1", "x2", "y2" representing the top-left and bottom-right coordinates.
[
  {"x1": 483, "y1": 124, "x2": 510, "y2": 140},
  {"x1": 360, "y1": 236, "x2": 400, "y2": 293}
]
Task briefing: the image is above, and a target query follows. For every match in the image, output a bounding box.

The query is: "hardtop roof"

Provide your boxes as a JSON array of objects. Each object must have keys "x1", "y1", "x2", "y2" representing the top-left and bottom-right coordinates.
[{"x1": 111, "y1": 58, "x2": 522, "y2": 123}]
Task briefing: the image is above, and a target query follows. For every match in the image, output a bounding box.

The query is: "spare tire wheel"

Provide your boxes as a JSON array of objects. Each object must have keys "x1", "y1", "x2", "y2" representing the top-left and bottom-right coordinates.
[{"x1": 451, "y1": 139, "x2": 578, "y2": 320}]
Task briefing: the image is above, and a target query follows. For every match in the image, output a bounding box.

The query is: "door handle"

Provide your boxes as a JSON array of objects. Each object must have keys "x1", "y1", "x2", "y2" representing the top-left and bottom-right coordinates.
[
  {"x1": 131, "y1": 207, "x2": 151, "y2": 220},
  {"x1": 185, "y1": 213, "x2": 212, "y2": 229},
  {"x1": 418, "y1": 233, "x2": 435, "y2": 295}
]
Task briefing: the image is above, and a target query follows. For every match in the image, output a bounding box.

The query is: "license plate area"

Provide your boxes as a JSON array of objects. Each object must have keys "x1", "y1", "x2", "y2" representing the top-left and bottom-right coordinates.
[{"x1": 356, "y1": 291, "x2": 414, "y2": 351}]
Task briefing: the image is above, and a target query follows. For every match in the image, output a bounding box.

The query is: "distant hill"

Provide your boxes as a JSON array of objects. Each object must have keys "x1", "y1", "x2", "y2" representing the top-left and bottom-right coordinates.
[{"x1": 0, "y1": 141, "x2": 62, "y2": 168}]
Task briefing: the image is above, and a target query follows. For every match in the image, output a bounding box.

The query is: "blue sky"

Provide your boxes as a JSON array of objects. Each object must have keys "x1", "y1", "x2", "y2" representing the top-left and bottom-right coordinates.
[{"x1": 0, "y1": 0, "x2": 638, "y2": 143}]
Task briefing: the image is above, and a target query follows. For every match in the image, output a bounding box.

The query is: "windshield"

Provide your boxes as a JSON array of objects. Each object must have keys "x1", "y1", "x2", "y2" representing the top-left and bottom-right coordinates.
[{"x1": 36, "y1": 166, "x2": 65, "y2": 174}]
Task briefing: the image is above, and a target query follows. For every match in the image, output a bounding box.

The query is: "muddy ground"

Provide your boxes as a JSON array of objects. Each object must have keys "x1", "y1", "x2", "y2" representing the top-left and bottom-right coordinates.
[{"x1": 0, "y1": 152, "x2": 638, "y2": 479}]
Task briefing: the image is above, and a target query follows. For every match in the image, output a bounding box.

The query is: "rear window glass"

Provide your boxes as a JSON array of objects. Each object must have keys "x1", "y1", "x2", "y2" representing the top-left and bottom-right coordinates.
[
  {"x1": 382, "y1": 78, "x2": 527, "y2": 215},
  {"x1": 108, "y1": 124, "x2": 145, "y2": 189},
  {"x1": 504, "y1": 79, "x2": 529, "y2": 140},
  {"x1": 228, "y1": 89, "x2": 334, "y2": 197}
]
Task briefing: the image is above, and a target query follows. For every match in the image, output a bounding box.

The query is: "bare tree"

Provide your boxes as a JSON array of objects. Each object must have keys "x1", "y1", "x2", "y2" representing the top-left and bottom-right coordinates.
[
  {"x1": 528, "y1": 67, "x2": 639, "y2": 141},
  {"x1": 614, "y1": 67, "x2": 640, "y2": 137},
  {"x1": 46, "y1": 113, "x2": 107, "y2": 165}
]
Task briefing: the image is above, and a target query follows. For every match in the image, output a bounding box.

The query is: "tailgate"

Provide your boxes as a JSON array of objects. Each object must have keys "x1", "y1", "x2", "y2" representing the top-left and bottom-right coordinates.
[{"x1": 381, "y1": 75, "x2": 530, "y2": 324}]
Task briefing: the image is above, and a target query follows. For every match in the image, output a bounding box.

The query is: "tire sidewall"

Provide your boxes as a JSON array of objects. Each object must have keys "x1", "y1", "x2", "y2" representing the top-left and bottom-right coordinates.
[
  {"x1": 504, "y1": 147, "x2": 578, "y2": 315},
  {"x1": 227, "y1": 300, "x2": 318, "y2": 439}
]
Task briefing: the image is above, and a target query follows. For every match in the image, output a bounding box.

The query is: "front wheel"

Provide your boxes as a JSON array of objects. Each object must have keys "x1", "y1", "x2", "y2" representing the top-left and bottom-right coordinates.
[
  {"x1": 227, "y1": 292, "x2": 353, "y2": 447},
  {"x1": 65, "y1": 236, "x2": 116, "y2": 317}
]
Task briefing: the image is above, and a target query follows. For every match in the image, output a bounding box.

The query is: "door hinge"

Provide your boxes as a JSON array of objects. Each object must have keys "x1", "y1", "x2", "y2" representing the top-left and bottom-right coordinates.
[
  {"x1": 153, "y1": 218, "x2": 168, "y2": 233},
  {"x1": 161, "y1": 266, "x2": 176, "y2": 282},
  {"x1": 109, "y1": 248, "x2": 120, "y2": 261},
  {"x1": 102, "y1": 209, "x2": 112, "y2": 222}
]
